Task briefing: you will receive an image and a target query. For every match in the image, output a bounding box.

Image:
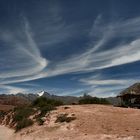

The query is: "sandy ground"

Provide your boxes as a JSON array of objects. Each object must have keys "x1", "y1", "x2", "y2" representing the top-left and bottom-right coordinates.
[
  {"x1": 0, "y1": 125, "x2": 14, "y2": 140},
  {"x1": 1, "y1": 105, "x2": 140, "y2": 140}
]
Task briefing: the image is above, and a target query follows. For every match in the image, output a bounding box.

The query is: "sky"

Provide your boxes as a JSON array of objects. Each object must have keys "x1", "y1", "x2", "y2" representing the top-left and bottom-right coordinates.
[{"x1": 0, "y1": 0, "x2": 140, "y2": 97}]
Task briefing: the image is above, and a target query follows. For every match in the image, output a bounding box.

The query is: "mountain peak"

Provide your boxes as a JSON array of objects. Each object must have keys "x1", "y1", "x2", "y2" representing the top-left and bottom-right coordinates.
[{"x1": 37, "y1": 91, "x2": 45, "y2": 96}]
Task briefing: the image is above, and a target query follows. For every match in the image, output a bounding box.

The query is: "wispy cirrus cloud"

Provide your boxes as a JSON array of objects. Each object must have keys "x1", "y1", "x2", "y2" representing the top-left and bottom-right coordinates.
[
  {"x1": 0, "y1": 9, "x2": 84, "y2": 86},
  {"x1": 78, "y1": 73, "x2": 140, "y2": 97},
  {"x1": 0, "y1": 2, "x2": 84, "y2": 86},
  {"x1": 2, "y1": 15, "x2": 139, "y2": 84},
  {"x1": 0, "y1": 18, "x2": 48, "y2": 82},
  {"x1": 0, "y1": 85, "x2": 27, "y2": 94},
  {"x1": 33, "y1": 3, "x2": 83, "y2": 48},
  {"x1": 80, "y1": 79, "x2": 126, "y2": 86},
  {"x1": 1, "y1": 11, "x2": 140, "y2": 96},
  {"x1": 46, "y1": 16, "x2": 140, "y2": 77},
  {"x1": 86, "y1": 86, "x2": 123, "y2": 97}
]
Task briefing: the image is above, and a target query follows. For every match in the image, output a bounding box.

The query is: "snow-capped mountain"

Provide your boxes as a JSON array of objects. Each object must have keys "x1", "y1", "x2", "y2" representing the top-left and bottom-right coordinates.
[{"x1": 37, "y1": 91, "x2": 45, "y2": 96}]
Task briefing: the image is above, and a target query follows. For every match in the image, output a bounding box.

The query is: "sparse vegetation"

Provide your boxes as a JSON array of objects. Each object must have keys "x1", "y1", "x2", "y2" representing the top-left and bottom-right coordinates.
[
  {"x1": 0, "y1": 111, "x2": 6, "y2": 117},
  {"x1": 37, "y1": 117, "x2": 44, "y2": 125},
  {"x1": 13, "y1": 106, "x2": 35, "y2": 132},
  {"x1": 64, "y1": 106, "x2": 70, "y2": 109},
  {"x1": 15, "y1": 118, "x2": 33, "y2": 132},
  {"x1": 55, "y1": 113, "x2": 76, "y2": 123},
  {"x1": 79, "y1": 94, "x2": 110, "y2": 105},
  {"x1": 13, "y1": 106, "x2": 34, "y2": 122},
  {"x1": 11, "y1": 97, "x2": 64, "y2": 131},
  {"x1": 33, "y1": 97, "x2": 63, "y2": 125},
  {"x1": 32, "y1": 97, "x2": 63, "y2": 107}
]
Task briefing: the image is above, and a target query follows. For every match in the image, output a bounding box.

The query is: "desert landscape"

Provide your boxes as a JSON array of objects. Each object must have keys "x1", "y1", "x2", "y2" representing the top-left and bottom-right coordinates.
[
  {"x1": 1, "y1": 1, "x2": 140, "y2": 140},
  {"x1": 1, "y1": 104, "x2": 140, "y2": 140}
]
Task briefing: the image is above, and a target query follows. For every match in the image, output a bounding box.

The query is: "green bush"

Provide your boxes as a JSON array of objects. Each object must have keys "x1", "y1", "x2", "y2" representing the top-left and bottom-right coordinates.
[
  {"x1": 32, "y1": 97, "x2": 63, "y2": 107},
  {"x1": 13, "y1": 107, "x2": 34, "y2": 122},
  {"x1": 37, "y1": 118, "x2": 44, "y2": 125},
  {"x1": 12, "y1": 106, "x2": 35, "y2": 132},
  {"x1": 33, "y1": 97, "x2": 63, "y2": 118},
  {"x1": 79, "y1": 95, "x2": 110, "y2": 105},
  {"x1": 33, "y1": 97, "x2": 63, "y2": 125},
  {"x1": 0, "y1": 111, "x2": 6, "y2": 117},
  {"x1": 39, "y1": 105, "x2": 55, "y2": 117},
  {"x1": 55, "y1": 114, "x2": 76, "y2": 123},
  {"x1": 12, "y1": 97, "x2": 63, "y2": 131},
  {"x1": 15, "y1": 118, "x2": 33, "y2": 132}
]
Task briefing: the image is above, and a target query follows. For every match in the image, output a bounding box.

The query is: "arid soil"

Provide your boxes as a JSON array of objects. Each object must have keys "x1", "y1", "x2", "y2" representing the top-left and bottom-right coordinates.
[
  {"x1": 0, "y1": 104, "x2": 14, "y2": 111},
  {"x1": 1, "y1": 105, "x2": 140, "y2": 140},
  {"x1": 0, "y1": 125, "x2": 14, "y2": 140}
]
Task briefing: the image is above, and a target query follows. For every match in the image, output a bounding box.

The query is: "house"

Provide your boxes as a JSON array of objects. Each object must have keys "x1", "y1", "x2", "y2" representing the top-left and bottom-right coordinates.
[{"x1": 117, "y1": 83, "x2": 140, "y2": 108}]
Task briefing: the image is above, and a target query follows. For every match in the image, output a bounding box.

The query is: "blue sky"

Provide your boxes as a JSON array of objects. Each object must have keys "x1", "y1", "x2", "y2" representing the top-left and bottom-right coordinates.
[{"x1": 0, "y1": 0, "x2": 140, "y2": 97}]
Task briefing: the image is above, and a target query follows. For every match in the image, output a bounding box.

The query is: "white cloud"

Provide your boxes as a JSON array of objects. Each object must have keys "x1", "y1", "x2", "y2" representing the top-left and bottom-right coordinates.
[
  {"x1": 0, "y1": 18, "x2": 48, "y2": 82},
  {"x1": 86, "y1": 87, "x2": 120, "y2": 97},
  {"x1": 1, "y1": 14, "x2": 140, "y2": 96},
  {"x1": 45, "y1": 16, "x2": 140, "y2": 77},
  {"x1": 80, "y1": 79, "x2": 126, "y2": 86},
  {"x1": 32, "y1": 3, "x2": 81, "y2": 48},
  {"x1": 78, "y1": 74, "x2": 140, "y2": 97},
  {"x1": 0, "y1": 85, "x2": 27, "y2": 94}
]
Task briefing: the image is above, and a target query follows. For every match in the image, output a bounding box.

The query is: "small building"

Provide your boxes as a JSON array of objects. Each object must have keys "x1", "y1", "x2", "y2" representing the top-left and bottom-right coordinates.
[{"x1": 117, "y1": 83, "x2": 140, "y2": 108}]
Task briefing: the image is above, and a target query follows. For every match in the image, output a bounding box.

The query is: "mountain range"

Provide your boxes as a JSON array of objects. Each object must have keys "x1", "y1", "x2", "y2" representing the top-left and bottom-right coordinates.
[
  {"x1": 0, "y1": 91, "x2": 80, "y2": 106},
  {"x1": 0, "y1": 90, "x2": 121, "y2": 106}
]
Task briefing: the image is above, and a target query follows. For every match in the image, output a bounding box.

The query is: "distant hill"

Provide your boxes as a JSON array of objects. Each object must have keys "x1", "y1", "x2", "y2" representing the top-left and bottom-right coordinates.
[
  {"x1": 0, "y1": 91, "x2": 121, "y2": 106},
  {"x1": 16, "y1": 93, "x2": 38, "y2": 102},
  {"x1": 0, "y1": 94, "x2": 30, "y2": 106},
  {"x1": 0, "y1": 91, "x2": 79, "y2": 106},
  {"x1": 42, "y1": 92, "x2": 79, "y2": 104}
]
